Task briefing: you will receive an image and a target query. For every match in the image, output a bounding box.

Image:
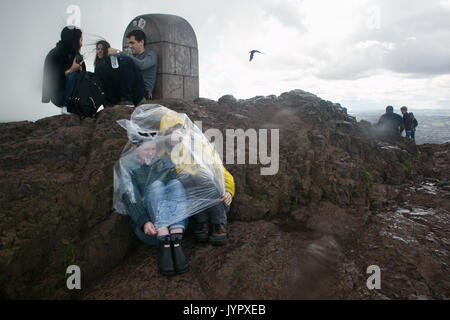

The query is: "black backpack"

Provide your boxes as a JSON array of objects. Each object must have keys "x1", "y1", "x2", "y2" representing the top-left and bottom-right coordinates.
[{"x1": 66, "y1": 71, "x2": 105, "y2": 119}]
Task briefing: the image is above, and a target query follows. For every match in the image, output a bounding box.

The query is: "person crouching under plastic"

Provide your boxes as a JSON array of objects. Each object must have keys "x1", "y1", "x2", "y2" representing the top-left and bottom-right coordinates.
[
  {"x1": 121, "y1": 140, "x2": 189, "y2": 276},
  {"x1": 159, "y1": 116, "x2": 235, "y2": 246}
]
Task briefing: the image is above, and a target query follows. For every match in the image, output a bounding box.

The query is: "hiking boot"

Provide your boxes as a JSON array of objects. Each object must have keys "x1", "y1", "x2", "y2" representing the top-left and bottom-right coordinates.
[
  {"x1": 171, "y1": 233, "x2": 189, "y2": 275},
  {"x1": 209, "y1": 222, "x2": 228, "y2": 246},
  {"x1": 158, "y1": 235, "x2": 175, "y2": 276},
  {"x1": 192, "y1": 222, "x2": 209, "y2": 243}
]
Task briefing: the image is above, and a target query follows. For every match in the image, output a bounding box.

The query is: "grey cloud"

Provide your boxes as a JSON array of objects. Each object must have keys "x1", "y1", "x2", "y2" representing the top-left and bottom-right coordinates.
[
  {"x1": 315, "y1": 0, "x2": 450, "y2": 80},
  {"x1": 263, "y1": 0, "x2": 308, "y2": 33}
]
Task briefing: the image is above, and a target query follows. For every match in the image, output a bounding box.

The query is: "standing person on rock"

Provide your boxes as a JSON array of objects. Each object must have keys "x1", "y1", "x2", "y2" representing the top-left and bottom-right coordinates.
[
  {"x1": 400, "y1": 106, "x2": 419, "y2": 142},
  {"x1": 42, "y1": 26, "x2": 86, "y2": 113},
  {"x1": 408, "y1": 112, "x2": 418, "y2": 143},
  {"x1": 377, "y1": 106, "x2": 404, "y2": 137},
  {"x1": 107, "y1": 29, "x2": 158, "y2": 101}
]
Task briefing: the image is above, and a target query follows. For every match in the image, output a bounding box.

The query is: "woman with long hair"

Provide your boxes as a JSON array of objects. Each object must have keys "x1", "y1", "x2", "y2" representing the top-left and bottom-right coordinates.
[
  {"x1": 94, "y1": 40, "x2": 147, "y2": 107},
  {"x1": 94, "y1": 40, "x2": 112, "y2": 68},
  {"x1": 42, "y1": 26, "x2": 86, "y2": 109}
]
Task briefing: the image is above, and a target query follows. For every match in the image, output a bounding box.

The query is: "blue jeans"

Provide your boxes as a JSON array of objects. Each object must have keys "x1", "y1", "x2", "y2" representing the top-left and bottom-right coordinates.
[
  {"x1": 52, "y1": 72, "x2": 77, "y2": 107},
  {"x1": 146, "y1": 179, "x2": 188, "y2": 230},
  {"x1": 405, "y1": 130, "x2": 412, "y2": 139},
  {"x1": 133, "y1": 179, "x2": 188, "y2": 247}
]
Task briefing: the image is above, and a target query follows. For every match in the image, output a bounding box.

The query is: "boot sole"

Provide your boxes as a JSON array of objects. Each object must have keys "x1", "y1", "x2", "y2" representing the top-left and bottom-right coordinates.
[
  {"x1": 209, "y1": 237, "x2": 227, "y2": 246},
  {"x1": 175, "y1": 264, "x2": 190, "y2": 275},
  {"x1": 159, "y1": 269, "x2": 176, "y2": 277},
  {"x1": 192, "y1": 234, "x2": 209, "y2": 242}
]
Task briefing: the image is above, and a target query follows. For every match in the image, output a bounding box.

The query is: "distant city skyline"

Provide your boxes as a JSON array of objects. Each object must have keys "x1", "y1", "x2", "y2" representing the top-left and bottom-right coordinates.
[{"x1": 0, "y1": 0, "x2": 449, "y2": 122}]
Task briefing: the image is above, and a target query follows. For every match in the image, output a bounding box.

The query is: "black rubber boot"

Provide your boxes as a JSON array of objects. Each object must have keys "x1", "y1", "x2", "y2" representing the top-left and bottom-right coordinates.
[
  {"x1": 171, "y1": 233, "x2": 190, "y2": 275},
  {"x1": 158, "y1": 235, "x2": 175, "y2": 276}
]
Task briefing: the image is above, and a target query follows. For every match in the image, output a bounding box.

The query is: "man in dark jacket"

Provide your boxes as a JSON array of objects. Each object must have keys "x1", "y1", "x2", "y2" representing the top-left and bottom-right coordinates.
[
  {"x1": 377, "y1": 106, "x2": 404, "y2": 137},
  {"x1": 42, "y1": 26, "x2": 85, "y2": 109},
  {"x1": 107, "y1": 29, "x2": 158, "y2": 100}
]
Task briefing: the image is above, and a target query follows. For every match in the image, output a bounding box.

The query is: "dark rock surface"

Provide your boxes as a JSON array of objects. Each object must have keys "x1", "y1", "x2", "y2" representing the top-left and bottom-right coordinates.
[{"x1": 0, "y1": 90, "x2": 448, "y2": 299}]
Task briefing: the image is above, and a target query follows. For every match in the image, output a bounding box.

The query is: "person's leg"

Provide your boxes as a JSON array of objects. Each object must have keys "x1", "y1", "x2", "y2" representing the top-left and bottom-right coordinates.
[
  {"x1": 161, "y1": 179, "x2": 190, "y2": 274},
  {"x1": 52, "y1": 73, "x2": 76, "y2": 108},
  {"x1": 209, "y1": 201, "x2": 230, "y2": 246},
  {"x1": 95, "y1": 63, "x2": 121, "y2": 106},
  {"x1": 166, "y1": 179, "x2": 188, "y2": 222},
  {"x1": 178, "y1": 170, "x2": 223, "y2": 242},
  {"x1": 118, "y1": 56, "x2": 147, "y2": 106},
  {"x1": 169, "y1": 217, "x2": 190, "y2": 274},
  {"x1": 145, "y1": 180, "x2": 177, "y2": 276}
]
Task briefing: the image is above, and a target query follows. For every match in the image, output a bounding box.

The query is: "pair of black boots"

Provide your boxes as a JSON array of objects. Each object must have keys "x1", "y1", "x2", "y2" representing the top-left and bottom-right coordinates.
[{"x1": 158, "y1": 233, "x2": 189, "y2": 276}]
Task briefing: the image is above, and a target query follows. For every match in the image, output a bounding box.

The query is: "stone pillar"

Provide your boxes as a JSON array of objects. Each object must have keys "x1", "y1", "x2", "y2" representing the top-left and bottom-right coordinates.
[{"x1": 122, "y1": 14, "x2": 199, "y2": 101}]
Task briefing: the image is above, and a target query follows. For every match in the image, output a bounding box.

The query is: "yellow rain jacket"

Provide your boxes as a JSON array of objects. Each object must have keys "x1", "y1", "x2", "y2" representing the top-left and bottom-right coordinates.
[{"x1": 159, "y1": 112, "x2": 235, "y2": 197}]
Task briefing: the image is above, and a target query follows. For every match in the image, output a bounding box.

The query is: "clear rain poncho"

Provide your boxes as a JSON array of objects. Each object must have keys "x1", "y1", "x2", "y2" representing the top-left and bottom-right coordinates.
[{"x1": 113, "y1": 104, "x2": 226, "y2": 229}]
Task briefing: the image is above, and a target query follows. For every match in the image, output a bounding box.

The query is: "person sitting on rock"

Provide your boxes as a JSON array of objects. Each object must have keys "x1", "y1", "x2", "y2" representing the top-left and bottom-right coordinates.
[
  {"x1": 107, "y1": 29, "x2": 158, "y2": 100},
  {"x1": 377, "y1": 106, "x2": 404, "y2": 137},
  {"x1": 42, "y1": 26, "x2": 86, "y2": 113},
  {"x1": 94, "y1": 40, "x2": 147, "y2": 107},
  {"x1": 158, "y1": 113, "x2": 235, "y2": 246},
  {"x1": 120, "y1": 139, "x2": 190, "y2": 276}
]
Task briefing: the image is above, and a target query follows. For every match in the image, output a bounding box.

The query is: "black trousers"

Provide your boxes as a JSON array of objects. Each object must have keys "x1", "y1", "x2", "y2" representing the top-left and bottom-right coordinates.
[
  {"x1": 194, "y1": 202, "x2": 230, "y2": 224},
  {"x1": 95, "y1": 56, "x2": 147, "y2": 106},
  {"x1": 178, "y1": 170, "x2": 230, "y2": 225}
]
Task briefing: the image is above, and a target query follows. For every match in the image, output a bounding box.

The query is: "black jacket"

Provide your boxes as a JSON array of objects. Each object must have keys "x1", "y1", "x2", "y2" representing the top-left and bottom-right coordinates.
[
  {"x1": 42, "y1": 42, "x2": 86, "y2": 104},
  {"x1": 403, "y1": 112, "x2": 419, "y2": 131},
  {"x1": 378, "y1": 112, "x2": 404, "y2": 134}
]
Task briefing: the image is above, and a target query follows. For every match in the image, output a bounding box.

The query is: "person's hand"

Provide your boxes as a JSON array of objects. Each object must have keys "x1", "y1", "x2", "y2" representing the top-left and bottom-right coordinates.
[
  {"x1": 108, "y1": 47, "x2": 119, "y2": 56},
  {"x1": 143, "y1": 222, "x2": 157, "y2": 235},
  {"x1": 148, "y1": 93, "x2": 153, "y2": 100},
  {"x1": 67, "y1": 57, "x2": 83, "y2": 74},
  {"x1": 221, "y1": 192, "x2": 232, "y2": 206}
]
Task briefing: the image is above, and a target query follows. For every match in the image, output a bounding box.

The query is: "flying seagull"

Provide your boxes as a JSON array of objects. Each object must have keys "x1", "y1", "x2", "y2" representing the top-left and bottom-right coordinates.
[{"x1": 249, "y1": 50, "x2": 263, "y2": 62}]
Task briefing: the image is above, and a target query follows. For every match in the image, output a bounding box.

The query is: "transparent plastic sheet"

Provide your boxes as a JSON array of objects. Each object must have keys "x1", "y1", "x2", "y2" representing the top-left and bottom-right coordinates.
[{"x1": 113, "y1": 104, "x2": 226, "y2": 229}]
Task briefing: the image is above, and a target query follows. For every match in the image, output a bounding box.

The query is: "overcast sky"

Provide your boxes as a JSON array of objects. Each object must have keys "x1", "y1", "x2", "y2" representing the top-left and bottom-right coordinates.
[{"x1": 0, "y1": 0, "x2": 449, "y2": 122}]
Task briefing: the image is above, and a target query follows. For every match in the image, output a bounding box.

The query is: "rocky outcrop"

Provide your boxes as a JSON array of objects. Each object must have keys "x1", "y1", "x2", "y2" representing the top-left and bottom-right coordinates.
[{"x1": 0, "y1": 90, "x2": 448, "y2": 299}]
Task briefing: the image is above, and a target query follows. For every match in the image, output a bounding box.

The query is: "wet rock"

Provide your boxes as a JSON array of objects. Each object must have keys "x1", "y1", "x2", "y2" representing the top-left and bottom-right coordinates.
[{"x1": 1, "y1": 90, "x2": 447, "y2": 299}]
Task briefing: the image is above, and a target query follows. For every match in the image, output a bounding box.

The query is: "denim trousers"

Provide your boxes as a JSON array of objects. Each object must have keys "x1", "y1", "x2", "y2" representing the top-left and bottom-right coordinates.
[
  {"x1": 133, "y1": 179, "x2": 188, "y2": 246},
  {"x1": 146, "y1": 179, "x2": 188, "y2": 230},
  {"x1": 52, "y1": 72, "x2": 77, "y2": 107}
]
